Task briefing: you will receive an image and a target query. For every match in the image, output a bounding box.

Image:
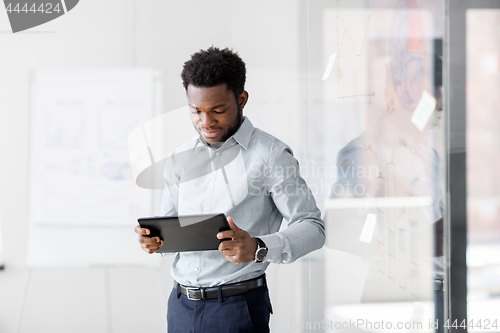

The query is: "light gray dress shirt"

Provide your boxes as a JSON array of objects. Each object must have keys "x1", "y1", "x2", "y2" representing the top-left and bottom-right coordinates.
[{"x1": 160, "y1": 117, "x2": 325, "y2": 287}]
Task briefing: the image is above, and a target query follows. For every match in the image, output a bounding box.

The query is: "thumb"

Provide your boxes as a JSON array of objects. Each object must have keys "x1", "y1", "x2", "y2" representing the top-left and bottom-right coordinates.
[{"x1": 227, "y1": 216, "x2": 241, "y2": 231}]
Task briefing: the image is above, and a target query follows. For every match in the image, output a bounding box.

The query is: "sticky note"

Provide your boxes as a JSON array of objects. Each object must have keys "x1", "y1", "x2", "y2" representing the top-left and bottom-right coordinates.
[
  {"x1": 359, "y1": 213, "x2": 377, "y2": 243},
  {"x1": 411, "y1": 90, "x2": 437, "y2": 131},
  {"x1": 322, "y1": 53, "x2": 337, "y2": 81}
]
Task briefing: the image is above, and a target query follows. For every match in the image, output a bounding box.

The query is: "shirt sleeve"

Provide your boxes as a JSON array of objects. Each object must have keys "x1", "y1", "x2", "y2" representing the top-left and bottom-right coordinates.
[{"x1": 258, "y1": 145, "x2": 325, "y2": 264}]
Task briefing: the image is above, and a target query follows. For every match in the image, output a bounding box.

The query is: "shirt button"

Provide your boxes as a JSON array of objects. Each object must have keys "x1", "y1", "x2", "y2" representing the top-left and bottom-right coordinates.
[
  {"x1": 194, "y1": 267, "x2": 199, "y2": 272},
  {"x1": 216, "y1": 152, "x2": 220, "y2": 156},
  {"x1": 209, "y1": 182, "x2": 213, "y2": 186}
]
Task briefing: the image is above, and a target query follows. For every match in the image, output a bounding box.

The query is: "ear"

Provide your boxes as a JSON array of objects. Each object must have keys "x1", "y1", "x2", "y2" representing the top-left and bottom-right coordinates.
[{"x1": 238, "y1": 90, "x2": 249, "y2": 110}]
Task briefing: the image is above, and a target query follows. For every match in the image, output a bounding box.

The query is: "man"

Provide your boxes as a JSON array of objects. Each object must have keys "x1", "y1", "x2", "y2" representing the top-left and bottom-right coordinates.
[{"x1": 135, "y1": 47, "x2": 325, "y2": 332}]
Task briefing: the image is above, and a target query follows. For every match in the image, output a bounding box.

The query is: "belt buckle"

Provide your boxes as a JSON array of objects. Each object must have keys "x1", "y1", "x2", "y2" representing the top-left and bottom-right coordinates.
[
  {"x1": 186, "y1": 287, "x2": 206, "y2": 300},
  {"x1": 434, "y1": 279, "x2": 444, "y2": 291}
]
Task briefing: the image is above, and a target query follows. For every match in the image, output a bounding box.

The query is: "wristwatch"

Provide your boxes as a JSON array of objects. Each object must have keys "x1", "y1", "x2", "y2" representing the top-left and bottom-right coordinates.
[{"x1": 254, "y1": 237, "x2": 268, "y2": 263}]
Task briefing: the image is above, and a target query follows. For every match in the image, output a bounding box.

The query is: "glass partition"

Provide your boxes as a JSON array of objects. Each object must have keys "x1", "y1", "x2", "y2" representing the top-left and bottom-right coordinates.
[{"x1": 268, "y1": 1, "x2": 446, "y2": 332}]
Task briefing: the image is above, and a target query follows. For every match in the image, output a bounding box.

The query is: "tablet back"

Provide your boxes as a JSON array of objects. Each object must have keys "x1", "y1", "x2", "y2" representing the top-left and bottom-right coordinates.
[{"x1": 138, "y1": 214, "x2": 230, "y2": 253}]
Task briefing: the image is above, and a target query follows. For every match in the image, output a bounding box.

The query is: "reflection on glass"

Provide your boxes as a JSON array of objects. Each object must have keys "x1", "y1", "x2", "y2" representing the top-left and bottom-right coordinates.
[{"x1": 316, "y1": 1, "x2": 444, "y2": 332}]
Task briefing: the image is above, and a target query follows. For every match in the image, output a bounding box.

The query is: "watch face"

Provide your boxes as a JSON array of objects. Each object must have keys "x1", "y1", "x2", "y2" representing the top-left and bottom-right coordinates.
[{"x1": 256, "y1": 248, "x2": 268, "y2": 261}]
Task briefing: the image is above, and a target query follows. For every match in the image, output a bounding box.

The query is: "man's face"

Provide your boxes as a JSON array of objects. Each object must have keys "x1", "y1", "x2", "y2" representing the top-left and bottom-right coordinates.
[{"x1": 188, "y1": 83, "x2": 248, "y2": 148}]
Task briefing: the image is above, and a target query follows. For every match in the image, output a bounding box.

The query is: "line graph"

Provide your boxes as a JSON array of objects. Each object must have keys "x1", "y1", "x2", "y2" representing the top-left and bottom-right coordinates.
[
  {"x1": 324, "y1": 6, "x2": 375, "y2": 104},
  {"x1": 337, "y1": 14, "x2": 371, "y2": 58},
  {"x1": 338, "y1": 93, "x2": 375, "y2": 99},
  {"x1": 336, "y1": 13, "x2": 374, "y2": 100}
]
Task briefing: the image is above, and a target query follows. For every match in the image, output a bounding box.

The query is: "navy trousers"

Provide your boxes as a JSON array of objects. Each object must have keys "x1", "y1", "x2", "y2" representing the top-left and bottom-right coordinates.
[
  {"x1": 167, "y1": 280, "x2": 273, "y2": 333},
  {"x1": 434, "y1": 289, "x2": 444, "y2": 333}
]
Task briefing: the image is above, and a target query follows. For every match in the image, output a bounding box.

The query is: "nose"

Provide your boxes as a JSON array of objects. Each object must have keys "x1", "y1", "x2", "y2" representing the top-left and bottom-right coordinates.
[{"x1": 199, "y1": 112, "x2": 216, "y2": 127}]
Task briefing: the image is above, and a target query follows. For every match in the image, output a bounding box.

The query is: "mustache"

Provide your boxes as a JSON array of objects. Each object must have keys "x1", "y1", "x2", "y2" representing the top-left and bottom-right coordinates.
[{"x1": 199, "y1": 126, "x2": 222, "y2": 131}]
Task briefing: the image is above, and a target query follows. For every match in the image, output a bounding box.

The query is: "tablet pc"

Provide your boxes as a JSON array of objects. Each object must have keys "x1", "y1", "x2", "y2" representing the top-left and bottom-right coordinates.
[{"x1": 138, "y1": 214, "x2": 230, "y2": 253}]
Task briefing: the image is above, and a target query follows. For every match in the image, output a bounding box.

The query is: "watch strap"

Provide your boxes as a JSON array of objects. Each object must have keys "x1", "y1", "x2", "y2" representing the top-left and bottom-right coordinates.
[
  {"x1": 254, "y1": 237, "x2": 268, "y2": 263},
  {"x1": 254, "y1": 237, "x2": 266, "y2": 249}
]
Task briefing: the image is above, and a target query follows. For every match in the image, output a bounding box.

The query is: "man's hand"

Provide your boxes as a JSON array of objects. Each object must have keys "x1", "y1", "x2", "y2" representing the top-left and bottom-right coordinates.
[
  {"x1": 217, "y1": 216, "x2": 257, "y2": 264},
  {"x1": 135, "y1": 225, "x2": 163, "y2": 254}
]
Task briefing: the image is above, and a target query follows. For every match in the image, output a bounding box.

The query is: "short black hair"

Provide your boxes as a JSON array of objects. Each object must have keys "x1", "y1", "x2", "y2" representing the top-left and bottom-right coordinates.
[{"x1": 181, "y1": 46, "x2": 246, "y2": 100}]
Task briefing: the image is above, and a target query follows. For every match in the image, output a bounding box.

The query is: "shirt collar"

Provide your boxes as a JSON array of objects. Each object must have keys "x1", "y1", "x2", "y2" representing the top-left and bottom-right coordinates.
[
  {"x1": 231, "y1": 116, "x2": 254, "y2": 150},
  {"x1": 196, "y1": 116, "x2": 254, "y2": 150}
]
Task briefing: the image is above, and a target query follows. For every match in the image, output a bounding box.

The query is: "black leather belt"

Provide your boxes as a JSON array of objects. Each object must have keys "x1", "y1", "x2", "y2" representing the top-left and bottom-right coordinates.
[{"x1": 176, "y1": 276, "x2": 266, "y2": 301}]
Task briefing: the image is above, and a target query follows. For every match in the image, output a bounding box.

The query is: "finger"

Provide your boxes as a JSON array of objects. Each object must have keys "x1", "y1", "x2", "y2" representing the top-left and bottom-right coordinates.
[
  {"x1": 139, "y1": 235, "x2": 161, "y2": 243},
  {"x1": 224, "y1": 254, "x2": 241, "y2": 264},
  {"x1": 217, "y1": 230, "x2": 238, "y2": 239},
  {"x1": 141, "y1": 242, "x2": 158, "y2": 250},
  {"x1": 142, "y1": 244, "x2": 158, "y2": 251},
  {"x1": 135, "y1": 225, "x2": 151, "y2": 236},
  {"x1": 141, "y1": 244, "x2": 161, "y2": 252},
  {"x1": 142, "y1": 240, "x2": 163, "y2": 251},
  {"x1": 142, "y1": 242, "x2": 161, "y2": 250},
  {"x1": 227, "y1": 216, "x2": 242, "y2": 231},
  {"x1": 142, "y1": 243, "x2": 160, "y2": 254},
  {"x1": 221, "y1": 250, "x2": 237, "y2": 262},
  {"x1": 222, "y1": 249, "x2": 238, "y2": 257},
  {"x1": 218, "y1": 240, "x2": 237, "y2": 251},
  {"x1": 139, "y1": 235, "x2": 162, "y2": 245}
]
